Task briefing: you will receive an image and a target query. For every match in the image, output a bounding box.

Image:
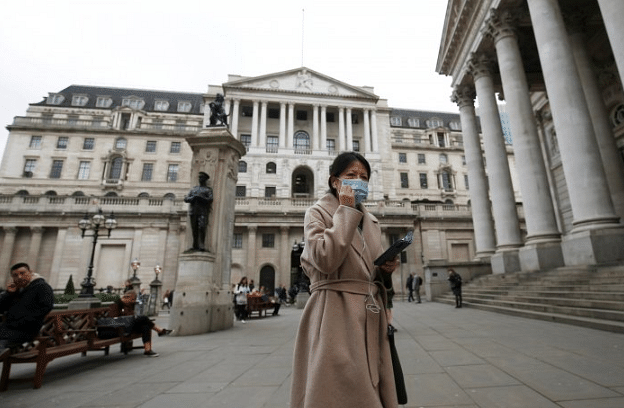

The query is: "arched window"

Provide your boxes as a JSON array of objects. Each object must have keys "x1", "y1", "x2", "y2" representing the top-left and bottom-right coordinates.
[
  {"x1": 104, "y1": 191, "x2": 118, "y2": 197},
  {"x1": 109, "y1": 157, "x2": 123, "y2": 180},
  {"x1": 72, "y1": 191, "x2": 85, "y2": 196},
  {"x1": 16, "y1": 190, "x2": 29, "y2": 196},
  {"x1": 294, "y1": 131, "x2": 310, "y2": 154},
  {"x1": 138, "y1": 192, "x2": 150, "y2": 197},
  {"x1": 239, "y1": 161, "x2": 247, "y2": 173},
  {"x1": 164, "y1": 193, "x2": 176, "y2": 200},
  {"x1": 44, "y1": 190, "x2": 57, "y2": 196},
  {"x1": 266, "y1": 162, "x2": 276, "y2": 174},
  {"x1": 259, "y1": 265, "x2": 276, "y2": 295},
  {"x1": 292, "y1": 166, "x2": 314, "y2": 198}
]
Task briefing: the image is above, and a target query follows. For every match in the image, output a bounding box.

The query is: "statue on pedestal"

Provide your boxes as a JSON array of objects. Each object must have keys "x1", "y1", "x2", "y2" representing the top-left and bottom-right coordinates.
[
  {"x1": 208, "y1": 94, "x2": 228, "y2": 127},
  {"x1": 184, "y1": 172, "x2": 213, "y2": 251}
]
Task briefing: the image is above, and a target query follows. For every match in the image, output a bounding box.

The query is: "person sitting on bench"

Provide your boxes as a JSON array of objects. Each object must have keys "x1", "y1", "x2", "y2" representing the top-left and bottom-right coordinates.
[
  {"x1": 110, "y1": 291, "x2": 173, "y2": 357},
  {"x1": 0, "y1": 263, "x2": 54, "y2": 360}
]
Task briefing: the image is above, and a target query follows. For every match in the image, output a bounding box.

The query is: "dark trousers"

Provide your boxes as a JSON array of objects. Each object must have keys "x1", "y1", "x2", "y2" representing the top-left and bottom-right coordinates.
[
  {"x1": 235, "y1": 304, "x2": 248, "y2": 320},
  {"x1": 407, "y1": 289, "x2": 414, "y2": 302},
  {"x1": 453, "y1": 291, "x2": 462, "y2": 307},
  {"x1": 130, "y1": 316, "x2": 154, "y2": 344},
  {"x1": 0, "y1": 324, "x2": 33, "y2": 349}
]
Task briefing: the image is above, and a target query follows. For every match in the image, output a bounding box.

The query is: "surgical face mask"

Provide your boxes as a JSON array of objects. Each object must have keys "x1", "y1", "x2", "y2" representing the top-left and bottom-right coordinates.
[{"x1": 340, "y1": 178, "x2": 369, "y2": 205}]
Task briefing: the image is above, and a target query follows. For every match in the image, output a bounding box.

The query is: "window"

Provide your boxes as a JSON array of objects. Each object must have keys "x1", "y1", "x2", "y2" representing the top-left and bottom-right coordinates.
[
  {"x1": 449, "y1": 120, "x2": 461, "y2": 130},
  {"x1": 122, "y1": 98, "x2": 145, "y2": 109},
  {"x1": 96, "y1": 97, "x2": 112, "y2": 108},
  {"x1": 464, "y1": 174, "x2": 469, "y2": 190},
  {"x1": 420, "y1": 173, "x2": 428, "y2": 189},
  {"x1": 83, "y1": 138, "x2": 95, "y2": 150},
  {"x1": 50, "y1": 160, "x2": 63, "y2": 179},
  {"x1": 72, "y1": 95, "x2": 88, "y2": 106},
  {"x1": 239, "y1": 161, "x2": 247, "y2": 173},
  {"x1": 23, "y1": 159, "x2": 36, "y2": 177},
  {"x1": 326, "y1": 139, "x2": 336, "y2": 153},
  {"x1": 266, "y1": 162, "x2": 277, "y2": 174},
  {"x1": 167, "y1": 164, "x2": 179, "y2": 182},
  {"x1": 56, "y1": 137, "x2": 68, "y2": 149},
  {"x1": 141, "y1": 163, "x2": 154, "y2": 181},
  {"x1": 77, "y1": 161, "x2": 90, "y2": 180},
  {"x1": 400, "y1": 173, "x2": 409, "y2": 188},
  {"x1": 268, "y1": 108, "x2": 280, "y2": 119},
  {"x1": 154, "y1": 100, "x2": 169, "y2": 111},
  {"x1": 462, "y1": 155, "x2": 466, "y2": 165},
  {"x1": 439, "y1": 154, "x2": 448, "y2": 164},
  {"x1": 418, "y1": 153, "x2": 426, "y2": 164},
  {"x1": 267, "y1": 136, "x2": 279, "y2": 153},
  {"x1": 390, "y1": 116, "x2": 402, "y2": 126},
  {"x1": 399, "y1": 153, "x2": 407, "y2": 163},
  {"x1": 48, "y1": 94, "x2": 64, "y2": 105},
  {"x1": 296, "y1": 110, "x2": 308, "y2": 121},
  {"x1": 146, "y1": 141, "x2": 157, "y2": 153},
  {"x1": 351, "y1": 114, "x2": 359, "y2": 124},
  {"x1": 115, "y1": 137, "x2": 127, "y2": 150},
  {"x1": 441, "y1": 171, "x2": 453, "y2": 190},
  {"x1": 170, "y1": 141, "x2": 181, "y2": 154},
  {"x1": 294, "y1": 131, "x2": 310, "y2": 153},
  {"x1": 29, "y1": 135, "x2": 42, "y2": 149},
  {"x1": 352, "y1": 140, "x2": 360, "y2": 152},
  {"x1": 427, "y1": 118, "x2": 444, "y2": 128},
  {"x1": 109, "y1": 157, "x2": 123, "y2": 179},
  {"x1": 236, "y1": 186, "x2": 247, "y2": 197},
  {"x1": 265, "y1": 186, "x2": 276, "y2": 198},
  {"x1": 177, "y1": 101, "x2": 192, "y2": 112},
  {"x1": 120, "y1": 113, "x2": 131, "y2": 130},
  {"x1": 240, "y1": 134, "x2": 251, "y2": 150},
  {"x1": 437, "y1": 132, "x2": 445, "y2": 147},
  {"x1": 407, "y1": 118, "x2": 419, "y2": 127},
  {"x1": 326, "y1": 112, "x2": 335, "y2": 122},
  {"x1": 233, "y1": 233, "x2": 243, "y2": 249},
  {"x1": 241, "y1": 106, "x2": 253, "y2": 117},
  {"x1": 262, "y1": 233, "x2": 275, "y2": 248}
]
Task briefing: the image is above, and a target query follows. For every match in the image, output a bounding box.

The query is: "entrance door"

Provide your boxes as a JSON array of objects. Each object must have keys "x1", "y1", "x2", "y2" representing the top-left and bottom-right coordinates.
[{"x1": 259, "y1": 265, "x2": 276, "y2": 294}]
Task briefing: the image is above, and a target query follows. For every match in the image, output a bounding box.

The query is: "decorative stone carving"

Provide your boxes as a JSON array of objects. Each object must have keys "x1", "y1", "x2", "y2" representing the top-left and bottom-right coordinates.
[
  {"x1": 451, "y1": 86, "x2": 476, "y2": 108},
  {"x1": 483, "y1": 8, "x2": 517, "y2": 43}
]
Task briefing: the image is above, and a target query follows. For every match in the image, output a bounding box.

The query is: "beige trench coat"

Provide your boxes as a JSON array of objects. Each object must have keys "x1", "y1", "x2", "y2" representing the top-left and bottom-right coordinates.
[{"x1": 290, "y1": 194, "x2": 398, "y2": 408}]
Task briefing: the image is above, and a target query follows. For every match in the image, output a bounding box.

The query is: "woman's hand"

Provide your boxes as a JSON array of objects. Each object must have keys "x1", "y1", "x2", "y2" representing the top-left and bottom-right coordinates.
[
  {"x1": 336, "y1": 181, "x2": 356, "y2": 207},
  {"x1": 380, "y1": 257, "x2": 399, "y2": 274}
]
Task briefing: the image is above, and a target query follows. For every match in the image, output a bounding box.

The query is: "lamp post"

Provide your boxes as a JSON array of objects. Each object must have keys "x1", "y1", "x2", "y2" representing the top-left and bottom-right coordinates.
[
  {"x1": 148, "y1": 264, "x2": 163, "y2": 316},
  {"x1": 78, "y1": 209, "x2": 116, "y2": 298},
  {"x1": 130, "y1": 258, "x2": 141, "y2": 292}
]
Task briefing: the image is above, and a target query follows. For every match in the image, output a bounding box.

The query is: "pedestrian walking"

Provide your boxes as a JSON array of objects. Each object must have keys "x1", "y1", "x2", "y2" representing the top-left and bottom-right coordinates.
[
  {"x1": 448, "y1": 269, "x2": 462, "y2": 308},
  {"x1": 412, "y1": 274, "x2": 422, "y2": 303},
  {"x1": 406, "y1": 273, "x2": 414, "y2": 302}
]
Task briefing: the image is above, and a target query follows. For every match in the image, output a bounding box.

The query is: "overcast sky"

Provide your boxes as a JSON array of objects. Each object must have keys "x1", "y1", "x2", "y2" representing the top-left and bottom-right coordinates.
[{"x1": 0, "y1": 0, "x2": 457, "y2": 158}]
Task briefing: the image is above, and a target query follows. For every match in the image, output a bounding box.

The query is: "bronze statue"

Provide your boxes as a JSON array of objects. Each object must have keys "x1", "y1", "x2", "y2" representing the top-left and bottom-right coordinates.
[
  {"x1": 208, "y1": 93, "x2": 228, "y2": 127},
  {"x1": 184, "y1": 172, "x2": 214, "y2": 251}
]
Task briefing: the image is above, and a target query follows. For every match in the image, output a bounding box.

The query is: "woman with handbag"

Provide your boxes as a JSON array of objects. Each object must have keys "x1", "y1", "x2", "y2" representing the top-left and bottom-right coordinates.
[
  {"x1": 234, "y1": 277, "x2": 251, "y2": 323},
  {"x1": 110, "y1": 291, "x2": 173, "y2": 357},
  {"x1": 290, "y1": 152, "x2": 402, "y2": 408}
]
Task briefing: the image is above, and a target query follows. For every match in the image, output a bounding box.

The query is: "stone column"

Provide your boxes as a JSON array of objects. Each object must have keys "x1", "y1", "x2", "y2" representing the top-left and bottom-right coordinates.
[
  {"x1": 287, "y1": 103, "x2": 295, "y2": 148},
  {"x1": 597, "y1": 0, "x2": 624, "y2": 82},
  {"x1": 320, "y1": 105, "x2": 328, "y2": 152},
  {"x1": 312, "y1": 104, "x2": 319, "y2": 150},
  {"x1": 247, "y1": 225, "x2": 257, "y2": 278},
  {"x1": 0, "y1": 227, "x2": 17, "y2": 287},
  {"x1": 251, "y1": 100, "x2": 259, "y2": 147},
  {"x1": 338, "y1": 107, "x2": 346, "y2": 151},
  {"x1": 569, "y1": 26, "x2": 624, "y2": 221},
  {"x1": 527, "y1": 0, "x2": 624, "y2": 265},
  {"x1": 370, "y1": 110, "x2": 379, "y2": 152},
  {"x1": 280, "y1": 226, "x2": 290, "y2": 287},
  {"x1": 231, "y1": 99, "x2": 240, "y2": 138},
  {"x1": 346, "y1": 108, "x2": 353, "y2": 151},
  {"x1": 467, "y1": 55, "x2": 523, "y2": 273},
  {"x1": 28, "y1": 226, "x2": 44, "y2": 273},
  {"x1": 484, "y1": 10, "x2": 564, "y2": 271},
  {"x1": 259, "y1": 101, "x2": 267, "y2": 147},
  {"x1": 451, "y1": 86, "x2": 496, "y2": 259},
  {"x1": 279, "y1": 102, "x2": 286, "y2": 148},
  {"x1": 363, "y1": 109, "x2": 371, "y2": 153}
]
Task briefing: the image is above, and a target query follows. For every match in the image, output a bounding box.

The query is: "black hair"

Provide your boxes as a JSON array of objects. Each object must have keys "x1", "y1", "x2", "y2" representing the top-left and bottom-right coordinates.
[
  {"x1": 327, "y1": 152, "x2": 372, "y2": 197},
  {"x1": 238, "y1": 276, "x2": 248, "y2": 285},
  {"x1": 10, "y1": 262, "x2": 30, "y2": 272}
]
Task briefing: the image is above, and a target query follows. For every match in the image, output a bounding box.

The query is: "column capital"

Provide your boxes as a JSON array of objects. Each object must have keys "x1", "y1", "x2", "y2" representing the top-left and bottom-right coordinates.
[
  {"x1": 467, "y1": 52, "x2": 497, "y2": 81},
  {"x1": 451, "y1": 86, "x2": 476, "y2": 108},
  {"x1": 261, "y1": 100, "x2": 268, "y2": 106},
  {"x1": 3, "y1": 226, "x2": 18, "y2": 234},
  {"x1": 248, "y1": 225, "x2": 257, "y2": 233},
  {"x1": 30, "y1": 226, "x2": 44, "y2": 233},
  {"x1": 280, "y1": 225, "x2": 289, "y2": 233},
  {"x1": 232, "y1": 98, "x2": 241, "y2": 103},
  {"x1": 483, "y1": 8, "x2": 518, "y2": 43}
]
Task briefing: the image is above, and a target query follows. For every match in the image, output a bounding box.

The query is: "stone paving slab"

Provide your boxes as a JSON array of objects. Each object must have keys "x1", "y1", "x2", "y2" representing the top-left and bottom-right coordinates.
[{"x1": 2, "y1": 301, "x2": 624, "y2": 407}]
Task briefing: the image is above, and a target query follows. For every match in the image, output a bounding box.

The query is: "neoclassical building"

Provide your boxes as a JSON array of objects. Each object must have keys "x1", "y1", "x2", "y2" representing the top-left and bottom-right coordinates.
[
  {"x1": 437, "y1": 0, "x2": 624, "y2": 273},
  {"x1": 0, "y1": 67, "x2": 512, "y2": 293}
]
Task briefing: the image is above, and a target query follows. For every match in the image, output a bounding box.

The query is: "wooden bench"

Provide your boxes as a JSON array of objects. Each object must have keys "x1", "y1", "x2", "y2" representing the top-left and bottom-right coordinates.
[
  {"x1": 0, "y1": 306, "x2": 142, "y2": 391},
  {"x1": 246, "y1": 295, "x2": 279, "y2": 318}
]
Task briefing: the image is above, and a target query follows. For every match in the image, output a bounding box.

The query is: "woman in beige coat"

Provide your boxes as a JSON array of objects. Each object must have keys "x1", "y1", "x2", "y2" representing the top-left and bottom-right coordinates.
[{"x1": 290, "y1": 152, "x2": 400, "y2": 408}]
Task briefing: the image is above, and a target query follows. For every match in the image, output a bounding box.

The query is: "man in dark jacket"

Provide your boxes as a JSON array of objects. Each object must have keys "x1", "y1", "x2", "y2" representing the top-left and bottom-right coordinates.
[{"x1": 0, "y1": 263, "x2": 54, "y2": 359}]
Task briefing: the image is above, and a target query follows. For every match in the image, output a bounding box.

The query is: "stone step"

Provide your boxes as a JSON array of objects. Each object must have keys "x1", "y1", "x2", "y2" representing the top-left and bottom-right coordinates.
[
  {"x1": 462, "y1": 288, "x2": 624, "y2": 302},
  {"x1": 459, "y1": 291, "x2": 624, "y2": 310}
]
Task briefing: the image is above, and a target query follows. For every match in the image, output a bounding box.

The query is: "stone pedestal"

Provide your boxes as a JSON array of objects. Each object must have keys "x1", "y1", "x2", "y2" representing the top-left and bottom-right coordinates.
[
  {"x1": 519, "y1": 242, "x2": 564, "y2": 272},
  {"x1": 169, "y1": 126, "x2": 245, "y2": 336},
  {"x1": 296, "y1": 291, "x2": 310, "y2": 309},
  {"x1": 562, "y1": 227, "x2": 624, "y2": 266},
  {"x1": 491, "y1": 250, "x2": 521, "y2": 274}
]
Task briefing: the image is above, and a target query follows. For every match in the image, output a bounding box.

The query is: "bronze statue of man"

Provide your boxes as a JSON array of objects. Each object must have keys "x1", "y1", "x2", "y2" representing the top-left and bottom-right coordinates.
[{"x1": 184, "y1": 172, "x2": 214, "y2": 251}]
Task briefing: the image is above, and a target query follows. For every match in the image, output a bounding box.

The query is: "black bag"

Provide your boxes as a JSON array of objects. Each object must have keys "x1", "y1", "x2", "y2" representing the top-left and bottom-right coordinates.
[
  {"x1": 388, "y1": 325, "x2": 408, "y2": 405},
  {"x1": 96, "y1": 316, "x2": 135, "y2": 339}
]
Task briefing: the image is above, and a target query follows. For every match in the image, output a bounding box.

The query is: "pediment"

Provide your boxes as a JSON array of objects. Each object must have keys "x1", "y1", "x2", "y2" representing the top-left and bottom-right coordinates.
[{"x1": 223, "y1": 67, "x2": 378, "y2": 100}]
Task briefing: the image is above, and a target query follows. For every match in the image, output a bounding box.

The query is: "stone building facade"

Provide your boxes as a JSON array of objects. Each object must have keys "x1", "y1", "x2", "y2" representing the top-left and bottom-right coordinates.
[
  {"x1": 437, "y1": 0, "x2": 624, "y2": 273},
  {"x1": 0, "y1": 67, "x2": 514, "y2": 293}
]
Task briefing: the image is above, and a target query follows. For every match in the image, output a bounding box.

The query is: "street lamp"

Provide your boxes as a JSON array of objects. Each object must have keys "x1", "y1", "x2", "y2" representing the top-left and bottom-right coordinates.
[
  {"x1": 78, "y1": 209, "x2": 116, "y2": 297},
  {"x1": 131, "y1": 258, "x2": 141, "y2": 280},
  {"x1": 148, "y1": 264, "x2": 163, "y2": 316}
]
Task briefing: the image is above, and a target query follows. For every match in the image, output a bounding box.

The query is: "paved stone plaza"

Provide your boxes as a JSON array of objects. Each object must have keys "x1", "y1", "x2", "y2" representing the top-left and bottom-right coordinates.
[{"x1": 2, "y1": 301, "x2": 624, "y2": 408}]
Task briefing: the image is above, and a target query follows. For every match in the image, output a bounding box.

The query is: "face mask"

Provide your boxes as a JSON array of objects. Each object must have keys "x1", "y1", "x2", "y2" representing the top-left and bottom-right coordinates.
[{"x1": 340, "y1": 179, "x2": 369, "y2": 205}]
